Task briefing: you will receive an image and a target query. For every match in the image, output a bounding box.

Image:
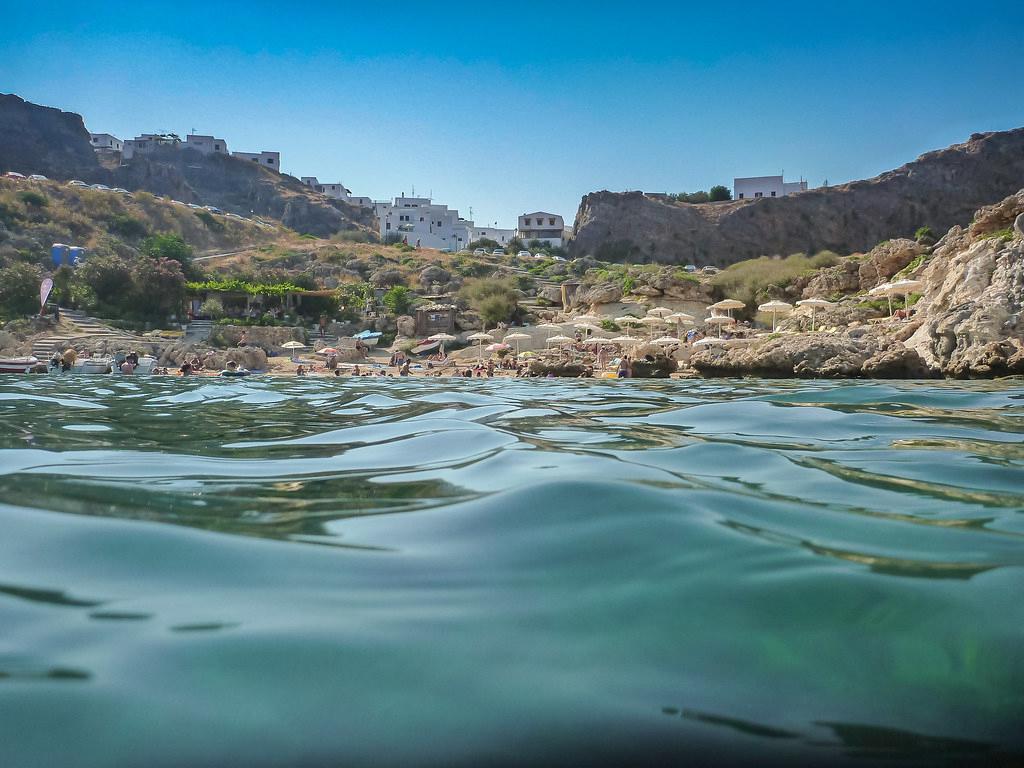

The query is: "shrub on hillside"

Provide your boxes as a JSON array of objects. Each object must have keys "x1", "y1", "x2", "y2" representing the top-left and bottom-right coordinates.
[
  {"x1": 383, "y1": 285, "x2": 414, "y2": 316},
  {"x1": 459, "y1": 277, "x2": 520, "y2": 326},
  {"x1": 711, "y1": 251, "x2": 840, "y2": 312},
  {"x1": 17, "y1": 190, "x2": 47, "y2": 208},
  {"x1": 0, "y1": 262, "x2": 42, "y2": 319},
  {"x1": 108, "y1": 214, "x2": 149, "y2": 239},
  {"x1": 142, "y1": 232, "x2": 193, "y2": 265}
]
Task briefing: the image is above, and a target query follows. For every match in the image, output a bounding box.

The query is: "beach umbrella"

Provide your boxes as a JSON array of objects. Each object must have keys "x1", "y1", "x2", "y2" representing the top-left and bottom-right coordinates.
[
  {"x1": 315, "y1": 347, "x2": 339, "y2": 355},
  {"x1": 889, "y1": 279, "x2": 924, "y2": 316},
  {"x1": 486, "y1": 342, "x2": 510, "y2": 353},
  {"x1": 546, "y1": 334, "x2": 572, "y2": 345},
  {"x1": 710, "y1": 299, "x2": 745, "y2": 317},
  {"x1": 574, "y1": 314, "x2": 600, "y2": 324},
  {"x1": 639, "y1": 316, "x2": 664, "y2": 339},
  {"x1": 868, "y1": 282, "x2": 895, "y2": 316},
  {"x1": 536, "y1": 323, "x2": 562, "y2": 340},
  {"x1": 615, "y1": 316, "x2": 642, "y2": 337},
  {"x1": 574, "y1": 323, "x2": 601, "y2": 335},
  {"x1": 646, "y1": 306, "x2": 673, "y2": 318},
  {"x1": 281, "y1": 340, "x2": 305, "y2": 361},
  {"x1": 467, "y1": 331, "x2": 494, "y2": 364},
  {"x1": 795, "y1": 298, "x2": 834, "y2": 332},
  {"x1": 428, "y1": 333, "x2": 457, "y2": 342},
  {"x1": 693, "y1": 336, "x2": 728, "y2": 347},
  {"x1": 757, "y1": 300, "x2": 794, "y2": 332},
  {"x1": 504, "y1": 331, "x2": 531, "y2": 355},
  {"x1": 704, "y1": 314, "x2": 736, "y2": 338},
  {"x1": 653, "y1": 336, "x2": 681, "y2": 345},
  {"x1": 609, "y1": 336, "x2": 640, "y2": 346},
  {"x1": 666, "y1": 312, "x2": 695, "y2": 336}
]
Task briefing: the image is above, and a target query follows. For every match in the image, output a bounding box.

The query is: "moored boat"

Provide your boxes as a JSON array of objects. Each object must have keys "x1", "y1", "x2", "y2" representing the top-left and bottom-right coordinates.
[{"x1": 0, "y1": 356, "x2": 42, "y2": 374}]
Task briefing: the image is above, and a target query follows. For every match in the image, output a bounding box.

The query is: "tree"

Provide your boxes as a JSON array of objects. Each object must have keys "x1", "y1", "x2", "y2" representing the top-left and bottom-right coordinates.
[
  {"x1": 708, "y1": 185, "x2": 732, "y2": 202},
  {"x1": 0, "y1": 263, "x2": 42, "y2": 319},
  {"x1": 460, "y1": 277, "x2": 519, "y2": 326},
  {"x1": 468, "y1": 238, "x2": 500, "y2": 251},
  {"x1": 131, "y1": 258, "x2": 186, "y2": 319},
  {"x1": 383, "y1": 285, "x2": 414, "y2": 315},
  {"x1": 142, "y1": 233, "x2": 193, "y2": 265},
  {"x1": 74, "y1": 254, "x2": 134, "y2": 310}
]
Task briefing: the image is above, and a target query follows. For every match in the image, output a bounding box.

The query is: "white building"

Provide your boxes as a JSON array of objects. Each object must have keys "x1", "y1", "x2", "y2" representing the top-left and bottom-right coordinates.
[
  {"x1": 89, "y1": 133, "x2": 123, "y2": 152},
  {"x1": 517, "y1": 211, "x2": 570, "y2": 247},
  {"x1": 733, "y1": 175, "x2": 808, "y2": 200},
  {"x1": 184, "y1": 134, "x2": 229, "y2": 155},
  {"x1": 301, "y1": 177, "x2": 372, "y2": 208},
  {"x1": 374, "y1": 195, "x2": 476, "y2": 251},
  {"x1": 468, "y1": 225, "x2": 516, "y2": 246},
  {"x1": 233, "y1": 150, "x2": 281, "y2": 172},
  {"x1": 122, "y1": 133, "x2": 180, "y2": 160}
]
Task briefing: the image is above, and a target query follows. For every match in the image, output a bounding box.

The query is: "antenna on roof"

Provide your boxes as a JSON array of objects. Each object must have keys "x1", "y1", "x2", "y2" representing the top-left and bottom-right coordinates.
[
  {"x1": 412, "y1": 184, "x2": 415, "y2": 197},
  {"x1": 190, "y1": 127, "x2": 197, "y2": 135}
]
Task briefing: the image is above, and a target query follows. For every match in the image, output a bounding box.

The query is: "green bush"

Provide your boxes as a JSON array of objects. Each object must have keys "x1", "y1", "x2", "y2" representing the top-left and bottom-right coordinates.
[
  {"x1": 17, "y1": 190, "x2": 48, "y2": 208},
  {"x1": 0, "y1": 262, "x2": 42, "y2": 319},
  {"x1": 199, "y1": 297, "x2": 225, "y2": 319},
  {"x1": 383, "y1": 285, "x2": 414, "y2": 315},
  {"x1": 982, "y1": 227, "x2": 1014, "y2": 243},
  {"x1": 143, "y1": 233, "x2": 193, "y2": 264},
  {"x1": 108, "y1": 214, "x2": 149, "y2": 239},
  {"x1": 711, "y1": 251, "x2": 840, "y2": 313},
  {"x1": 914, "y1": 226, "x2": 936, "y2": 243},
  {"x1": 195, "y1": 210, "x2": 224, "y2": 231},
  {"x1": 459, "y1": 277, "x2": 520, "y2": 326},
  {"x1": 708, "y1": 185, "x2": 732, "y2": 202}
]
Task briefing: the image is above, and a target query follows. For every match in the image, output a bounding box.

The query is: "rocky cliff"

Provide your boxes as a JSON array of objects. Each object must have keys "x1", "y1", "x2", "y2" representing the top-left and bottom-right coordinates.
[
  {"x1": 0, "y1": 94, "x2": 374, "y2": 237},
  {"x1": 571, "y1": 127, "x2": 1024, "y2": 266},
  {"x1": 0, "y1": 94, "x2": 101, "y2": 179}
]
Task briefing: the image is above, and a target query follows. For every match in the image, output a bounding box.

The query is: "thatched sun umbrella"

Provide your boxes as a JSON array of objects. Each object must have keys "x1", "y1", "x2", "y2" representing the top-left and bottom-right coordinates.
[
  {"x1": 795, "y1": 298, "x2": 834, "y2": 332},
  {"x1": 757, "y1": 300, "x2": 794, "y2": 332}
]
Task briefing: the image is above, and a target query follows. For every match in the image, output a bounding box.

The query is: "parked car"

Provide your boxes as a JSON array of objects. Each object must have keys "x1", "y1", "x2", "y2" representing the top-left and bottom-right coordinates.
[
  {"x1": 701, "y1": 265, "x2": 720, "y2": 275},
  {"x1": 90, "y1": 184, "x2": 112, "y2": 191},
  {"x1": 170, "y1": 200, "x2": 187, "y2": 206},
  {"x1": 551, "y1": 255, "x2": 566, "y2": 262},
  {"x1": 473, "y1": 248, "x2": 487, "y2": 256},
  {"x1": 68, "y1": 180, "x2": 88, "y2": 187},
  {"x1": 516, "y1": 250, "x2": 532, "y2": 258},
  {"x1": 28, "y1": 174, "x2": 48, "y2": 181},
  {"x1": 533, "y1": 253, "x2": 548, "y2": 260},
  {"x1": 4, "y1": 171, "x2": 26, "y2": 179},
  {"x1": 683, "y1": 264, "x2": 697, "y2": 273},
  {"x1": 492, "y1": 248, "x2": 506, "y2": 256},
  {"x1": 203, "y1": 206, "x2": 223, "y2": 214},
  {"x1": 187, "y1": 203, "x2": 203, "y2": 210},
  {"x1": 112, "y1": 187, "x2": 131, "y2": 194}
]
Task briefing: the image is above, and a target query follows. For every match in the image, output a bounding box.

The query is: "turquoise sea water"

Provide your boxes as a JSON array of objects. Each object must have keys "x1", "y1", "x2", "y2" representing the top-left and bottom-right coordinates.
[{"x1": 0, "y1": 376, "x2": 1022, "y2": 767}]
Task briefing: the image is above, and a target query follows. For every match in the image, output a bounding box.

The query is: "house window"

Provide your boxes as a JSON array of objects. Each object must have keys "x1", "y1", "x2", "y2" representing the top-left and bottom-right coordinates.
[
  {"x1": 754, "y1": 192, "x2": 763, "y2": 198},
  {"x1": 738, "y1": 193, "x2": 744, "y2": 199},
  {"x1": 420, "y1": 217, "x2": 424, "y2": 222},
  {"x1": 214, "y1": 144, "x2": 220, "y2": 150},
  {"x1": 386, "y1": 223, "x2": 391, "y2": 230},
  {"x1": 524, "y1": 218, "x2": 531, "y2": 225},
  {"x1": 267, "y1": 158, "x2": 274, "y2": 164},
  {"x1": 549, "y1": 218, "x2": 555, "y2": 225},
  {"x1": 770, "y1": 191, "x2": 776, "y2": 197}
]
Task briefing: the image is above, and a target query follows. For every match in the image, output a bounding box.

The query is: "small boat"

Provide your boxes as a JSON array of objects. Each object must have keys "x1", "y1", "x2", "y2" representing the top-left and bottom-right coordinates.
[
  {"x1": 0, "y1": 356, "x2": 42, "y2": 374},
  {"x1": 73, "y1": 356, "x2": 114, "y2": 374},
  {"x1": 410, "y1": 340, "x2": 440, "y2": 355},
  {"x1": 353, "y1": 330, "x2": 383, "y2": 348}
]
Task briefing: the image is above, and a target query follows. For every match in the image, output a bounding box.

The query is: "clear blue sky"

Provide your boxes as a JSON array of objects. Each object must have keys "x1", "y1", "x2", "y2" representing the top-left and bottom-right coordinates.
[{"x1": 3, "y1": 1, "x2": 1023, "y2": 227}]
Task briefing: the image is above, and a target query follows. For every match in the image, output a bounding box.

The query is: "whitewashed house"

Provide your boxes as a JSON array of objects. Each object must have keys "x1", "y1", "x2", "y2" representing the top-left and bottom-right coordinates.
[
  {"x1": 301, "y1": 177, "x2": 372, "y2": 208},
  {"x1": 122, "y1": 133, "x2": 180, "y2": 160},
  {"x1": 468, "y1": 225, "x2": 516, "y2": 246},
  {"x1": 517, "y1": 212, "x2": 569, "y2": 247},
  {"x1": 89, "y1": 133, "x2": 123, "y2": 152},
  {"x1": 184, "y1": 134, "x2": 229, "y2": 155},
  {"x1": 733, "y1": 175, "x2": 808, "y2": 200},
  {"x1": 374, "y1": 195, "x2": 475, "y2": 250},
  {"x1": 233, "y1": 150, "x2": 281, "y2": 172}
]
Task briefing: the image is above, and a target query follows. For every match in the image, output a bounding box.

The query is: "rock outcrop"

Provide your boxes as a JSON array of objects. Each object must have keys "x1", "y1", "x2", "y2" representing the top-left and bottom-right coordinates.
[
  {"x1": 690, "y1": 332, "x2": 932, "y2": 379},
  {"x1": 0, "y1": 94, "x2": 100, "y2": 179},
  {"x1": 905, "y1": 191, "x2": 1024, "y2": 377},
  {"x1": 570, "y1": 127, "x2": 1024, "y2": 266}
]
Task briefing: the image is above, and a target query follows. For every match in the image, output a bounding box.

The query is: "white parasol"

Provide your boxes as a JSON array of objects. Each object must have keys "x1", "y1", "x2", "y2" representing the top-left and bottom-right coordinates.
[
  {"x1": 795, "y1": 298, "x2": 834, "y2": 332},
  {"x1": 757, "y1": 300, "x2": 794, "y2": 332}
]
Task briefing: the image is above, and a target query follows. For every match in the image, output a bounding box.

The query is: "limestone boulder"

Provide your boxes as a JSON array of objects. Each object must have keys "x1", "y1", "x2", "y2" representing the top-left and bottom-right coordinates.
[
  {"x1": 574, "y1": 282, "x2": 622, "y2": 308},
  {"x1": 857, "y1": 238, "x2": 927, "y2": 288},
  {"x1": 395, "y1": 315, "x2": 416, "y2": 338}
]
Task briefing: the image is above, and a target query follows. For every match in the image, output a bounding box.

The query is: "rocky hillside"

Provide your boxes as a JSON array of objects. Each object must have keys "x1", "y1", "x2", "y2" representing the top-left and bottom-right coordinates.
[
  {"x1": 571, "y1": 127, "x2": 1024, "y2": 266},
  {"x1": 0, "y1": 94, "x2": 374, "y2": 238},
  {"x1": 0, "y1": 94, "x2": 100, "y2": 180},
  {"x1": 689, "y1": 190, "x2": 1024, "y2": 378}
]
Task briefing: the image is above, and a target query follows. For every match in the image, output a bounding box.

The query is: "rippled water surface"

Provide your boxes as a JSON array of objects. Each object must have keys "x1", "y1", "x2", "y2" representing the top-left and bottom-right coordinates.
[{"x1": 0, "y1": 376, "x2": 1022, "y2": 767}]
